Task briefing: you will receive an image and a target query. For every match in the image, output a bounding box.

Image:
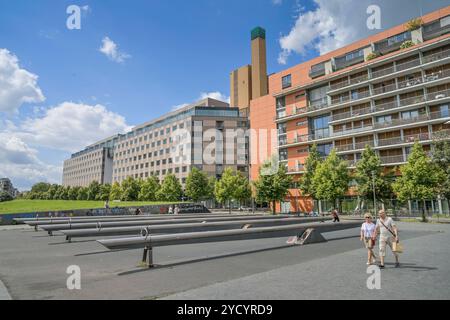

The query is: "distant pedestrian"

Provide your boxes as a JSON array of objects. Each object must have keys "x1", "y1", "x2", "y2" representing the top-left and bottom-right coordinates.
[
  {"x1": 360, "y1": 213, "x2": 377, "y2": 265},
  {"x1": 168, "y1": 206, "x2": 173, "y2": 215},
  {"x1": 174, "y1": 206, "x2": 179, "y2": 215},
  {"x1": 104, "y1": 200, "x2": 110, "y2": 209},
  {"x1": 135, "y1": 208, "x2": 142, "y2": 216},
  {"x1": 331, "y1": 209, "x2": 340, "y2": 222},
  {"x1": 374, "y1": 209, "x2": 400, "y2": 268}
]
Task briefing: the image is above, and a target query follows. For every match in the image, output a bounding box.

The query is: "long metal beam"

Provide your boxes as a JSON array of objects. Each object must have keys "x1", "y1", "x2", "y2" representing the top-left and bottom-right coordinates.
[
  {"x1": 62, "y1": 217, "x2": 332, "y2": 241},
  {"x1": 97, "y1": 221, "x2": 361, "y2": 251},
  {"x1": 39, "y1": 214, "x2": 300, "y2": 233},
  {"x1": 23, "y1": 213, "x2": 265, "y2": 227}
]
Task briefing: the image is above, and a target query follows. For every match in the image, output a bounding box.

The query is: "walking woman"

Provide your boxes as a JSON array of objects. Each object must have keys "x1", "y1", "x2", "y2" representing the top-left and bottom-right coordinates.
[{"x1": 360, "y1": 213, "x2": 377, "y2": 265}]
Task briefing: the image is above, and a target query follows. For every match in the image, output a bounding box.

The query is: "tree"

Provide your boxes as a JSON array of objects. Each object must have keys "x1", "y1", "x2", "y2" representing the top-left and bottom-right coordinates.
[
  {"x1": 68, "y1": 186, "x2": 81, "y2": 200},
  {"x1": 312, "y1": 149, "x2": 350, "y2": 212},
  {"x1": 109, "y1": 182, "x2": 122, "y2": 201},
  {"x1": 30, "y1": 182, "x2": 51, "y2": 194},
  {"x1": 121, "y1": 177, "x2": 141, "y2": 201},
  {"x1": 156, "y1": 174, "x2": 183, "y2": 201},
  {"x1": 254, "y1": 161, "x2": 292, "y2": 215},
  {"x1": 432, "y1": 136, "x2": 450, "y2": 210},
  {"x1": 355, "y1": 145, "x2": 395, "y2": 211},
  {"x1": 234, "y1": 172, "x2": 252, "y2": 207},
  {"x1": 393, "y1": 142, "x2": 442, "y2": 222},
  {"x1": 61, "y1": 186, "x2": 71, "y2": 200},
  {"x1": 0, "y1": 192, "x2": 13, "y2": 202},
  {"x1": 215, "y1": 168, "x2": 239, "y2": 213},
  {"x1": 299, "y1": 144, "x2": 322, "y2": 201},
  {"x1": 76, "y1": 187, "x2": 88, "y2": 201},
  {"x1": 53, "y1": 185, "x2": 66, "y2": 200},
  {"x1": 138, "y1": 176, "x2": 160, "y2": 201},
  {"x1": 87, "y1": 181, "x2": 101, "y2": 201},
  {"x1": 45, "y1": 184, "x2": 59, "y2": 200},
  {"x1": 185, "y1": 167, "x2": 212, "y2": 202},
  {"x1": 98, "y1": 184, "x2": 112, "y2": 201}
]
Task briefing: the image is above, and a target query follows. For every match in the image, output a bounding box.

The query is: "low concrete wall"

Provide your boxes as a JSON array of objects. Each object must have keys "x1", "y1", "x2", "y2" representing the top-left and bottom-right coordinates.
[{"x1": 0, "y1": 203, "x2": 209, "y2": 225}]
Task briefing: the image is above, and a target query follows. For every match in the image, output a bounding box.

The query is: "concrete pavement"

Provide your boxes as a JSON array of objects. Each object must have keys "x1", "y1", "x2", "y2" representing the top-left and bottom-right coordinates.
[{"x1": 0, "y1": 222, "x2": 448, "y2": 299}]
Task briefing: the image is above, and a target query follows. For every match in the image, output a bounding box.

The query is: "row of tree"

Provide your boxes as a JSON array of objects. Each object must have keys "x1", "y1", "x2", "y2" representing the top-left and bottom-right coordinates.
[
  {"x1": 22, "y1": 168, "x2": 252, "y2": 209},
  {"x1": 298, "y1": 139, "x2": 450, "y2": 221}
]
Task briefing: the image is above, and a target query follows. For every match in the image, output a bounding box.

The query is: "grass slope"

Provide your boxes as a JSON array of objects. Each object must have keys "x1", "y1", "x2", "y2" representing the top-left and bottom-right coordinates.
[{"x1": 0, "y1": 200, "x2": 180, "y2": 215}]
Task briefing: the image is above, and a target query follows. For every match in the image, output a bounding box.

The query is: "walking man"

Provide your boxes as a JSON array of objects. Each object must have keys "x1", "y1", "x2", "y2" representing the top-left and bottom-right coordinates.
[
  {"x1": 331, "y1": 209, "x2": 340, "y2": 222},
  {"x1": 374, "y1": 209, "x2": 400, "y2": 268}
]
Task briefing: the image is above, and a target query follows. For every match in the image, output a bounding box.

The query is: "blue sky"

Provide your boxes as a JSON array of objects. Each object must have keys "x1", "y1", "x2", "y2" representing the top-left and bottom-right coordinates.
[{"x1": 0, "y1": 0, "x2": 447, "y2": 190}]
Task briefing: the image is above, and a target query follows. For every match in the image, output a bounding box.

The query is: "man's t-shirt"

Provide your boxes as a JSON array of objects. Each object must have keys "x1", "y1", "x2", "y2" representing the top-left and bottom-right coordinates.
[{"x1": 376, "y1": 217, "x2": 396, "y2": 238}]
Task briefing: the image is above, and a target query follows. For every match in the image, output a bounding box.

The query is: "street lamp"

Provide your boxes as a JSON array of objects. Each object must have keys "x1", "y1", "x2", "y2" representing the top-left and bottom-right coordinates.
[{"x1": 372, "y1": 171, "x2": 377, "y2": 219}]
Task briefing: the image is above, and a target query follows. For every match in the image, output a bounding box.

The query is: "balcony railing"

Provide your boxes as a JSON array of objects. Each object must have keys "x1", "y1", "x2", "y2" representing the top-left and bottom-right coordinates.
[
  {"x1": 380, "y1": 154, "x2": 405, "y2": 164},
  {"x1": 372, "y1": 65, "x2": 395, "y2": 79},
  {"x1": 355, "y1": 140, "x2": 375, "y2": 150},
  {"x1": 374, "y1": 110, "x2": 449, "y2": 130},
  {"x1": 335, "y1": 144, "x2": 355, "y2": 152},
  {"x1": 396, "y1": 57, "x2": 421, "y2": 72},
  {"x1": 426, "y1": 88, "x2": 450, "y2": 102},
  {"x1": 288, "y1": 165, "x2": 304, "y2": 173},
  {"x1": 331, "y1": 90, "x2": 371, "y2": 106},
  {"x1": 422, "y1": 48, "x2": 450, "y2": 64},
  {"x1": 331, "y1": 106, "x2": 372, "y2": 121},
  {"x1": 372, "y1": 82, "x2": 397, "y2": 95},
  {"x1": 331, "y1": 125, "x2": 374, "y2": 138},
  {"x1": 377, "y1": 132, "x2": 430, "y2": 147},
  {"x1": 350, "y1": 73, "x2": 370, "y2": 85}
]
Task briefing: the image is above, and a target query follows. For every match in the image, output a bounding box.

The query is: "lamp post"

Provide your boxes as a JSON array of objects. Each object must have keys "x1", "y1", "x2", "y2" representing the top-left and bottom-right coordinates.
[{"x1": 372, "y1": 171, "x2": 377, "y2": 219}]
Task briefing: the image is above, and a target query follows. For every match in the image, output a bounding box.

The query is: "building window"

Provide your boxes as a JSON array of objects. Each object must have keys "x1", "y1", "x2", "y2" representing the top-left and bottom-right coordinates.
[
  {"x1": 311, "y1": 114, "x2": 330, "y2": 139},
  {"x1": 316, "y1": 143, "x2": 332, "y2": 157},
  {"x1": 276, "y1": 97, "x2": 286, "y2": 109},
  {"x1": 345, "y1": 49, "x2": 364, "y2": 61},
  {"x1": 387, "y1": 31, "x2": 410, "y2": 46},
  {"x1": 376, "y1": 115, "x2": 392, "y2": 124},
  {"x1": 282, "y1": 74, "x2": 292, "y2": 89},
  {"x1": 279, "y1": 149, "x2": 288, "y2": 161}
]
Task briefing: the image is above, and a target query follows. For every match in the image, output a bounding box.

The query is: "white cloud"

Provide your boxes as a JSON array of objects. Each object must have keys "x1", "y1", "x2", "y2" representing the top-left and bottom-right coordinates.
[
  {"x1": 277, "y1": 0, "x2": 444, "y2": 65},
  {"x1": 16, "y1": 102, "x2": 132, "y2": 152},
  {"x1": 99, "y1": 37, "x2": 131, "y2": 63},
  {"x1": 278, "y1": 0, "x2": 359, "y2": 64},
  {"x1": 199, "y1": 91, "x2": 230, "y2": 103},
  {"x1": 0, "y1": 132, "x2": 62, "y2": 189},
  {"x1": 272, "y1": 0, "x2": 283, "y2": 5},
  {"x1": 0, "y1": 49, "x2": 45, "y2": 113}
]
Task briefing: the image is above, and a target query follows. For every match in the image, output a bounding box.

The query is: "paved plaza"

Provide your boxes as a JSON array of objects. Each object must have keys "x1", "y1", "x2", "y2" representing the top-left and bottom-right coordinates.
[{"x1": 0, "y1": 221, "x2": 449, "y2": 300}]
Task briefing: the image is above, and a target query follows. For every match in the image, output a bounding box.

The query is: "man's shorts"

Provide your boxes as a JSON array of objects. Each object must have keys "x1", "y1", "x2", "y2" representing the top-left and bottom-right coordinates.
[{"x1": 379, "y1": 236, "x2": 398, "y2": 257}]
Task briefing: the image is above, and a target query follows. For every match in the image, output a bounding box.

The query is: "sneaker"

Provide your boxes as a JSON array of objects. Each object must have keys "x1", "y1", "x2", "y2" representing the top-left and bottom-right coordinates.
[
  {"x1": 395, "y1": 262, "x2": 400, "y2": 268},
  {"x1": 379, "y1": 264, "x2": 385, "y2": 269},
  {"x1": 366, "y1": 262, "x2": 371, "y2": 265}
]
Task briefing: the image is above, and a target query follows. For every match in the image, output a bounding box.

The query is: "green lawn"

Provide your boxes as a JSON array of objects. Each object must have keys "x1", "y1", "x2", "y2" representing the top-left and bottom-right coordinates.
[{"x1": 0, "y1": 200, "x2": 181, "y2": 215}]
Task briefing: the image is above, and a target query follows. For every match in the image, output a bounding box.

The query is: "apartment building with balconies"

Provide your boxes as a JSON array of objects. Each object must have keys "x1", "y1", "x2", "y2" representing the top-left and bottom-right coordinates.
[{"x1": 247, "y1": 6, "x2": 450, "y2": 213}]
